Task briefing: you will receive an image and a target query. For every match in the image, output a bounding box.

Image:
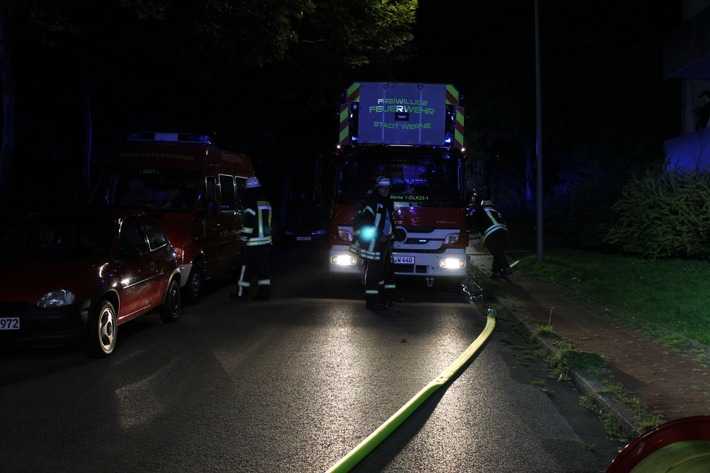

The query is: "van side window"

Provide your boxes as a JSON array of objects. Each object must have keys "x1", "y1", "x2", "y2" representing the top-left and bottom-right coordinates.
[
  {"x1": 219, "y1": 174, "x2": 236, "y2": 211},
  {"x1": 205, "y1": 176, "x2": 217, "y2": 203},
  {"x1": 235, "y1": 177, "x2": 247, "y2": 208}
]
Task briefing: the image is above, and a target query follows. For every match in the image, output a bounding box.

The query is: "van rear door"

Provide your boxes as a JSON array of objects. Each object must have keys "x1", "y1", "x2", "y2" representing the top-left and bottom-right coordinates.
[{"x1": 199, "y1": 174, "x2": 244, "y2": 277}]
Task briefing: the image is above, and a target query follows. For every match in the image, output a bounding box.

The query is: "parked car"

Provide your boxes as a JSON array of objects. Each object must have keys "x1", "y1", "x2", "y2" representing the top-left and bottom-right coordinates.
[
  {"x1": 281, "y1": 206, "x2": 330, "y2": 246},
  {"x1": 0, "y1": 210, "x2": 181, "y2": 357}
]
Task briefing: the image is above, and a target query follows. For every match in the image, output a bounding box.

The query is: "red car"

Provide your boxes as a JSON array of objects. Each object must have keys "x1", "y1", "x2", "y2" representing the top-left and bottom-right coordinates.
[{"x1": 0, "y1": 210, "x2": 181, "y2": 357}]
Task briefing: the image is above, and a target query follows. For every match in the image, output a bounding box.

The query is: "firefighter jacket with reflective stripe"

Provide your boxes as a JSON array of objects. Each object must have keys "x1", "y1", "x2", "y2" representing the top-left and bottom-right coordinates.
[
  {"x1": 242, "y1": 199, "x2": 273, "y2": 246},
  {"x1": 474, "y1": 204, "x2": 508, "y2": 244},
  {"x1": 349, "y1": 194, "x2": 394, "y2": 261}
]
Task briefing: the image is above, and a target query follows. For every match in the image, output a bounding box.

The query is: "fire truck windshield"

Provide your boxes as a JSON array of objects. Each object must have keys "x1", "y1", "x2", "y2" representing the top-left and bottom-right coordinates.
[{"x1": 336, "y1": 151, "x2": 464, "y2": 202}]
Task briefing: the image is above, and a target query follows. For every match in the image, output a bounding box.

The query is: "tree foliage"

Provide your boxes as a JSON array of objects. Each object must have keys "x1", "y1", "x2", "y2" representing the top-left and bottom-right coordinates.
[
  {"x1": 0, "y1": 0, "x2": 417, "y2": 204},
  {"x1": 1, "y1": 0, "x2": 415, "y2": 121}
]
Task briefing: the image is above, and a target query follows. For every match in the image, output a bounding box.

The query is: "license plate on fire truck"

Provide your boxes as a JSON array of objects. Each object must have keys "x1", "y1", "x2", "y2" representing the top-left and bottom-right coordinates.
[{"x1": 393, "y1": 256, "x2": 415, "y2": 265}]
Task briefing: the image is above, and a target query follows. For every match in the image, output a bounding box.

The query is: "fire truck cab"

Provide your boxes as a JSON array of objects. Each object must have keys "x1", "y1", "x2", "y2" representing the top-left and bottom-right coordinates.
[{"x1": 329, "y1": 82, "x2": 469, "y2": 287}]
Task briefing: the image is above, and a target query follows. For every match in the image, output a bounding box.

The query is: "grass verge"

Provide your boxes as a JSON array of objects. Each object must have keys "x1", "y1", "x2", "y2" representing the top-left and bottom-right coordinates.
[{"x1": 514, "y1": 249, "x2": 710, "y2": 351}]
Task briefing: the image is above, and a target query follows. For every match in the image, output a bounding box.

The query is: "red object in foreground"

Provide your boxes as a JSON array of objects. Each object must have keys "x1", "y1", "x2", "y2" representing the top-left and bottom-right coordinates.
[{"x1": 606, "y1": 415, "x2": 710, "y2": 473}]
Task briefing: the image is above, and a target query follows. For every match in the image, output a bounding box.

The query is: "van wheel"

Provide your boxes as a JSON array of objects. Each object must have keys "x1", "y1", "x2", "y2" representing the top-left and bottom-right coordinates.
[
  {"x1": 160, "y1": 279, "x2": 181, "y2": 322},
  {"x1": 85, "y1": 300, "x2": 117, "y2": 358},
  {"x1": 183, "y1": 263, "x2": 204, "y2": 304}
]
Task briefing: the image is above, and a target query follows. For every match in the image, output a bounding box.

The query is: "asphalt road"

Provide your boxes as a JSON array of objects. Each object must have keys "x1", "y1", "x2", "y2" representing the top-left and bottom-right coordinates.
[{"x1": 0, "y1": 246, "x2": 624, "y2": 472}]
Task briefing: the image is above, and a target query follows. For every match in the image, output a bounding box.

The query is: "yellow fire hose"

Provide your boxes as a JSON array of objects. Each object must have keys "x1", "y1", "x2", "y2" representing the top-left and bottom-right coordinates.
[{"x1": 326, "y1": 309, "x2": 497, "y2": 473}]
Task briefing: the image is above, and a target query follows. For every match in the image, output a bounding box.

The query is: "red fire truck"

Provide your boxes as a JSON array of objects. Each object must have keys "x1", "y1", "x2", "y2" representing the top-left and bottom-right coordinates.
[{"x1": 328, "y1": 82, "x2": 469, "y2": 287}]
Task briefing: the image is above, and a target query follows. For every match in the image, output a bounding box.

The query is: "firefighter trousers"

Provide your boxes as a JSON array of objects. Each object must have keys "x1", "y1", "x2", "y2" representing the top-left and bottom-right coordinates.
[
  {"x1": 363, "y1": 242, "x2": 396, "y2": 303},
  {"x1": 237, "y1": 244, "x2": 271, "y2": 299},
  {"x1": 483, "y1": 229, "x2": 510, "y2": 274}
]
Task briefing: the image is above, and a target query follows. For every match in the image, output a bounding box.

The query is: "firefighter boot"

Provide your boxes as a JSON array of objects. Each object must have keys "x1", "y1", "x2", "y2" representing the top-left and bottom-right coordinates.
[
  {"x1": 378, "y1": 294, "x2": 393, "y2": 307},
  {"x1": 253, "y1": 285, "x2": 270, "y2": 301},
  {"x1": 230, "y1": 287, "x2": 250, "y2": 301},
  {"x1": 384, "y1": 290, "x2": 404, "y2": 304},
  {"x1": 366, "y1": 294, "x2": 387, "y2": 311}
]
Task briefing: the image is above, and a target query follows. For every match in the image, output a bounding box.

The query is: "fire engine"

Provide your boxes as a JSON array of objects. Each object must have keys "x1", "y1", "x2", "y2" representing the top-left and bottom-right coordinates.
[{"x1": 328, "y1": 82, "x2": 469, "y2": 287}]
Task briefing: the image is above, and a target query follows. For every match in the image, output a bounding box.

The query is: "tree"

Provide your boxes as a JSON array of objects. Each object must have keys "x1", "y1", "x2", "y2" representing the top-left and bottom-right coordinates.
[{"x1": 0, "y1": 0, "x2": 418, "y2": 205}]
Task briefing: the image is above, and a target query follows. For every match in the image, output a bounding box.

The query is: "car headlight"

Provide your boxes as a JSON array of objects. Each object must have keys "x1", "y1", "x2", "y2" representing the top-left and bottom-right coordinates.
[{"x1": 37, "y1": 289, "x2": 76, "y2": 308}]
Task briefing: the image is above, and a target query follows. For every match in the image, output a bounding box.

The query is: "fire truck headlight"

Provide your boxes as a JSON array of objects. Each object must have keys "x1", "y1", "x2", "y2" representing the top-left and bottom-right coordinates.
[
  {"x1": 443, "y1": 233, "x2": 460, "y2": 246},
  {"x1": 439, "y1": 258, "x2": 466, "y2": 269},
  {"x1": 337, "y1": 229, "x2": 353, "y2": 242},
  {"x1": 331, "y1": 255, "x2": 358, "y2": 266}
]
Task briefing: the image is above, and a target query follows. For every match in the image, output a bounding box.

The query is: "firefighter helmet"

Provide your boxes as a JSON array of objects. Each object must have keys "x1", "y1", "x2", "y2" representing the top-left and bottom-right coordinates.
[
  {"x1": 246, "y1": 176, "x2": 261, "y2": 189},
  {"x1": 375, "y1": 176, "x2": 392, "y2": 188}
]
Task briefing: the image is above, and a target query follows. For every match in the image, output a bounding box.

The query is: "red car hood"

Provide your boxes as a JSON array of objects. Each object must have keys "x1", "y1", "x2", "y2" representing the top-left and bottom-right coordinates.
[{"x1": 0, "y1": 259, "x2": 106, "y2": 304}]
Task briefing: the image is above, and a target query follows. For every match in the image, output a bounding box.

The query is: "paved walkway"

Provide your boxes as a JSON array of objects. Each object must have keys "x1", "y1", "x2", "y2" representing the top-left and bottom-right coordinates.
[{"x1": 466, "y1": 243, "x2": 710, "y2": 437}]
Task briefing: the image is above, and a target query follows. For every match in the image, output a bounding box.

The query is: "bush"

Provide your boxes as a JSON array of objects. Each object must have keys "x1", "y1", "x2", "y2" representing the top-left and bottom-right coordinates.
[{"x1": 604, "y1": 170, "x2": 710, "y2": 259}]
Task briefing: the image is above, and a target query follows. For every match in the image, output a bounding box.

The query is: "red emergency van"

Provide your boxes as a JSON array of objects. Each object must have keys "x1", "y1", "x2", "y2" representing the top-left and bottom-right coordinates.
[{"x1": 90, "y1": 132, "x2": 255, "y2": 303}]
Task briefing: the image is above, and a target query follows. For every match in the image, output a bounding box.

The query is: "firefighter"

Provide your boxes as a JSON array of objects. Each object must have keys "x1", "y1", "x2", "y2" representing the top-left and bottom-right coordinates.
[
  {"x1": 350, "y1": 176, "x2": 403, "y2": 310},
  {"x1": 231, "y1": 176, "x2": 273, "y2": 301},
  {"x1": 473, "y1": 199, "x2": 512, "y2": 280}
]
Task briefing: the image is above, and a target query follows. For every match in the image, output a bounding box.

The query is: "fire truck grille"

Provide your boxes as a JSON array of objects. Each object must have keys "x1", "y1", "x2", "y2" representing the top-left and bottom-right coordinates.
[{"x1": 394, "y1": 264, "x2": 428, "y2": 274}]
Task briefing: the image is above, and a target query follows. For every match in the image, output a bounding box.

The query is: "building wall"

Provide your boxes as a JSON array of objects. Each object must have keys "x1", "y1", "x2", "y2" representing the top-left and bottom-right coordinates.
[{"x1": 664, "y1": 1, "x2": 710, "y2": 169}]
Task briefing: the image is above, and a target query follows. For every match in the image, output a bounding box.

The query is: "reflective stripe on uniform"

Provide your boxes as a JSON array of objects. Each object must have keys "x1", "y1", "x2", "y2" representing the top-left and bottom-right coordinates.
[
  {"x1": 482, "y1": 223, "x2": 506, "y2": 243},
  {"x1": 246, "y1": 237, "x2": 272, "y2": 246}
]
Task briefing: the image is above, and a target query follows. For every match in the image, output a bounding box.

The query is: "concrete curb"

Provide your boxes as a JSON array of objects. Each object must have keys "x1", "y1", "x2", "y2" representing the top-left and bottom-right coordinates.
[
  {"x1": 569, "y1": 370, "x2": 646, "y2": 439},
  {"x1": 465, "y1": 256, "x2": 647, "y2": 440}
]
